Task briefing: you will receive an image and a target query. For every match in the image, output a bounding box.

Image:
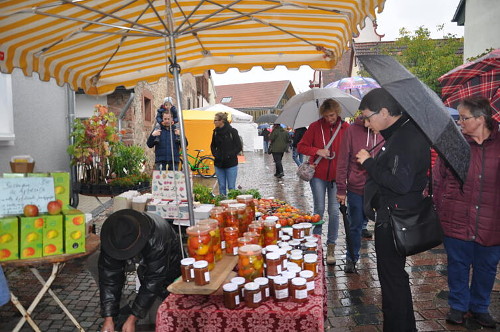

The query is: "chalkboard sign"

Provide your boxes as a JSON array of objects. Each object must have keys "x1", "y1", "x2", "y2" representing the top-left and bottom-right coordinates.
[{"x1": 0, "y1": 177, "x2": 55, "y2": 216}]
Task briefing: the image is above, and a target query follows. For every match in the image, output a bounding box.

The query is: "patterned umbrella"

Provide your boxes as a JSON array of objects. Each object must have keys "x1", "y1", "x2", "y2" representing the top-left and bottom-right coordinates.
[
  {"x1": 438, "y1": 49, "x2": 500, "y2": 121},
  {"x1": 325, "y1": 76, "x2": 380, "y2": 99}
]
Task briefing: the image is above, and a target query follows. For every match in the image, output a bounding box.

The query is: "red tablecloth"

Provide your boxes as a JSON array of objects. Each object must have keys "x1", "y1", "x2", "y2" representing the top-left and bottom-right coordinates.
[{"x1": 156, "y1": 236, "x2": 327, "y2": 332}]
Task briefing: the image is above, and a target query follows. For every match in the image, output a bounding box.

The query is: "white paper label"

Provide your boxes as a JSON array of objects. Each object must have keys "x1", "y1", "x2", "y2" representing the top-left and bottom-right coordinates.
[
  {"x1": 307, "y1": 281, "x2": 314, "y2": 291},
  {"x1": 235, "y1": 296, "x2": 240, "y2": 305},
  {"x1": 221, "y1": 241, "x2": 226, "y2": 249},
  {"x1": 254, "y1": 292, "x2": 262, "y2": 303},
  {"x1": 265, "y1": 288, "x2": 270, "y2": 297},
  {"x1": 277, "y1": 265, "x2": 282, "y2": 274},
  {"x1": 205, "y1": 271, "x2": 210, "y2": 282},
  {"x1": 233, "y1": 247, "x2": 238, "y2": 255},
  {"x1": 296, "y1": 289, "x2": 307, "y2": 299},
  {"x1": 316, "y1": 265, "x2": 318, "y2": 273},
  {"x1": 283, "y1": 260, "x2": 288, "y2": 269},
  {"x1": 275, "y1": 288, "x2": 288, "y2": 299},
  {"x1": 190, "y1": 269, "x2": 194, "y2": 279}
]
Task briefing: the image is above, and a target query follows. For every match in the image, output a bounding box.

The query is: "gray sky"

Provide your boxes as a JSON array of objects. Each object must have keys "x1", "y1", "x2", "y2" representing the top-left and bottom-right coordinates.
[{"x1": 212, "y1": 0, "x2": 464, "y2": 93}]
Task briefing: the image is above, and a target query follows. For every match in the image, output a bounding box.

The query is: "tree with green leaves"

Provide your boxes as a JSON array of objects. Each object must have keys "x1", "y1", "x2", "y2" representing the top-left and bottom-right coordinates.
[{"x1": 358, "y1": 26, "x2": 463, "y2": 96}]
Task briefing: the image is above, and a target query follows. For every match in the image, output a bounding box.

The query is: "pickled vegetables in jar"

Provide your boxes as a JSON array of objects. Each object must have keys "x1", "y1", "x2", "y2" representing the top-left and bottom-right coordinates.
[
  {"x1": 248, "y1": 221, "x2": 264, "y2": 247},
  {"x1": 210, "y1": 206, "x2": 226, "y2": 249},
  {"x1": 243, "y1": 231, "x2": 259, "y2": 245},
  {"x1": 186, "y1": 225, "x2": 214, "y2": 270},
  {"x1": 228, "y1": 203, "x2": 248, "y2": 236},
  {"x1": 198, "y1": 218, "x2": 222, "y2": 262},
  {"x1": 236, "y1": 194, "x2": 256, "y2": 229},
  {"x1": 224, "y1": 227, "x2": 239, "y2": 255},
  {"x1": 225, "y1": 204, "x2": 240, "y2": 229},
  {"x1": 238, "y1": 244, "x2": 264, "y2": 281},
  {"x1": 263, "y1": 219, "x2": 278, "y2": 246}
]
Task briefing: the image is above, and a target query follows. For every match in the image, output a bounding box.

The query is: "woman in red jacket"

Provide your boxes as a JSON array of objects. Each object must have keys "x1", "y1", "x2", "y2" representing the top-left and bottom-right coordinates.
[
  {"x1": 298, "y1": 99, "x2": 349, "y2": 265},
  {"x1": 433, "y1": 97, "x2": 500, "y2": 328}
]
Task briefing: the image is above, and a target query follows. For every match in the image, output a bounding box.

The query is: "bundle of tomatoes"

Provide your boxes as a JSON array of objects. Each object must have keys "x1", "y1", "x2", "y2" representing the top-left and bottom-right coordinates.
[{"x1": 256, "y1": 198, "x2": 321, "y2": 227}]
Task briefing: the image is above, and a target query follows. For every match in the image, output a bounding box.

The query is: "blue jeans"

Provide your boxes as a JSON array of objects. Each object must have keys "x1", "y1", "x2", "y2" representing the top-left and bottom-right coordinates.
[
  {"x1": 215, "y1": 166, "x2": 238, "y2": 196},
  {"x1": 309, "y1": 177, "x2": 339, "y2": 245},
  {"x1": 263, "y1": 141, "x2": 269, "y2": 153},
  {"x1": 292, "y1": 147, "x2": 304, "y2": 166},
  {"x1": 443, "y1": 236, "x2": 500, "y2": 313},
  {"x1": 346, "y1": 191, "x2": 367, "y2": 262}
]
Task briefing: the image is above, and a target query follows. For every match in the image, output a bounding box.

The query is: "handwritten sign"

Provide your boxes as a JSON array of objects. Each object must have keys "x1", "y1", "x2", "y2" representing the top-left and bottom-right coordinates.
[{"x1": 0, "y1": 177, "x2": 55, "y2": 216}]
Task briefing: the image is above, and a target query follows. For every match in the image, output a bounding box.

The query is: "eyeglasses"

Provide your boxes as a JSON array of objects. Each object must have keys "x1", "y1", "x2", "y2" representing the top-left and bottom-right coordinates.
[
  {"x1": 457, "y1": 116, "x2": 474, "y2": 122},
  {"x1": 362, "y1": 112, "x2": 379, "y2": 122}
]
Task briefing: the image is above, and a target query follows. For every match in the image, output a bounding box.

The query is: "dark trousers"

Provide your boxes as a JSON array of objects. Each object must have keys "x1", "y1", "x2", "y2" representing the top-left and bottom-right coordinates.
[
  {"x1": 272, "y1": 152, "x2": 284, "y2": 175},
  {"x1": 375, "y1": 219, "x2": 416, "y2": 332}
]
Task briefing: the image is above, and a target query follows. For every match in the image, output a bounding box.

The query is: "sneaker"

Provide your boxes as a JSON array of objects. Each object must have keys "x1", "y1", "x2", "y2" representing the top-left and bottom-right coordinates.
[
  {"x1": 362, "y1": 229, "x2": 372, "y2": 239},
  {"x1": 446, "y1": 308, "x2": 466, "y2": 325},
  {"x1": 344, "y1": 260, "x2": 356, "y2": 273},
  {"x1": 471, "y1": 311, "x2": 497, "y2": 328}
]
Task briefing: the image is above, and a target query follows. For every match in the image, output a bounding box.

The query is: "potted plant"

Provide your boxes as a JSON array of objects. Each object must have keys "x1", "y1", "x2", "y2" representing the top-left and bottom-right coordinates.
[{"x1": 108, "y1": 143, "x2": 149, "y2": 194}]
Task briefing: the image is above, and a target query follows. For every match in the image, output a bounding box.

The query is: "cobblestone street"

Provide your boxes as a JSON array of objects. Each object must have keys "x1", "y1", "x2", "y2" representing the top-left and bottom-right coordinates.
[{"x1": 1, "y1": 151, "x2": 499, "y2": 331}]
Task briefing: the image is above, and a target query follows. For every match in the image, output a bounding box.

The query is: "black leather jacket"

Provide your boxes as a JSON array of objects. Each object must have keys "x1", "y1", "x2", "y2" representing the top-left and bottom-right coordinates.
[{"x1": 98, "y1": 213, "x2": 182, "y2": 319}]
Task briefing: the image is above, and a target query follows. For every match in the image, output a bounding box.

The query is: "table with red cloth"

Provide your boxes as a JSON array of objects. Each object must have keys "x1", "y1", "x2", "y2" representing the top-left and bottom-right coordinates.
[{"x1": 156, "y1": 235, "x2": 327, "y2": 332}]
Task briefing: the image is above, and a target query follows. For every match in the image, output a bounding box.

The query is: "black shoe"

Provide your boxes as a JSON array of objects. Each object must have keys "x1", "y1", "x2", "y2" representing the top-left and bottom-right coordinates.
[
  {"x1": 446, "y1": 308, "x2": 466, "y2": 325},
  {"x1": 471, "y1": 311, "x2": 497, "y2": 328},
  {"x1": 344, "y1": 260, "x2": 356, "y2": 273},
  {"x1": 276, "y1": 173, "x2": 284, "y2": 178},
  {"x1": 362, "y1": 229, "x2": 372, "y2": 239}
]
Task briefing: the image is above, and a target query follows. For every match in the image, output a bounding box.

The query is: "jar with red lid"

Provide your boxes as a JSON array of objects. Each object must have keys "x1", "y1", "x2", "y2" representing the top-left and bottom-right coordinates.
[
  {"x1": 193, "y1": 260, "x2": 210, "y2": 286},
  {"x1": 303, "y1": 253, "x2": 318, "y2": 277},
  {"x1": 263, "y1": 219, "x2": 278, "y2": 246},
  {"x1": 186, "y1": 225, "x2": 214, "y2": 270},
  {"x1": 180, "y1": 257, "x2": 195, "y2": 283},
  {"x1": 254, "y1": 277, "x2": 270, "y2": 302},
  {"x1": 198, "y1": 219, "x2": 222, "y2": 262},
  {"x1": 230, "y1": 276, "x2": 246, "y2": 299},
  {"x1": 223, "y1": 282, "x2": 240, "y2": 309},
  {"x1": 290, "y1": 277, "x2": 308, "y2": 303},
  {"x1": 244, "y1": 282, "x2": 261, "y2": 308},
  {"x1": 228, "y1": 203, "x2": 248, "y2": 236},
  {"x1": 236, "y1": 194, "x2": 256, "y2": 229},
  {"x1": 248, "y1": 222, "x2": 264, "y2": 246},
  {"x1": 238, "y1": 244, "x2": 264, "y2": 281},
  {"x1": 243, "y1": 231, "x2": 259, "y2": 245},
  {"x1": 272, "y1": 276, "x2": 289, "y2": 302},
  {"x1": 299, "y1": 270, "x2": 315, "y2": 296},
  {"x1": 210, "y1": 207, "x2": 226, "y2": 249},
  {"x1": 265, "y1": 251, "x2": 282, "y2": 276},
  {"x1": 224, "y1": 227, "x2": 239, "y2": 255}
]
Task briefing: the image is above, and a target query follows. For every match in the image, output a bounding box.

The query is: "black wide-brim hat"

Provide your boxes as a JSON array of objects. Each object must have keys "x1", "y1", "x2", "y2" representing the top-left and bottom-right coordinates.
[{"x1": 100, "y1": 209, "x2": 153, "y2": 260}]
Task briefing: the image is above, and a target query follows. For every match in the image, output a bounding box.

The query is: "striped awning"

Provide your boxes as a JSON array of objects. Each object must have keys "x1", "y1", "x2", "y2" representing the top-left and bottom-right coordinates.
[{"x1": 0, "y1": 0, "x2": 385, "y2": 95}]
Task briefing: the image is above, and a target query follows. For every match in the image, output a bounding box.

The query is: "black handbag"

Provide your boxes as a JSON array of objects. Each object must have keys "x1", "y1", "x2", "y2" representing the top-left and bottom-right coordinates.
[{"x1": 389, "y1": 152, "x2": 443, "y2": 256}]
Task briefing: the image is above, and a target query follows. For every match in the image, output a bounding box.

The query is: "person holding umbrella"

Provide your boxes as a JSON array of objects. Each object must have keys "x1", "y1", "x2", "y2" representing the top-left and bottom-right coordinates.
[
  {"x1": 355, "y1": 88, "x2": 430, "y2": 332},
  {"x1": 298, "y1": 98, "x2": 349, "y2": 265},
  {"x1": 433, "y1": 97, "x2": 500, "y2": 328}
]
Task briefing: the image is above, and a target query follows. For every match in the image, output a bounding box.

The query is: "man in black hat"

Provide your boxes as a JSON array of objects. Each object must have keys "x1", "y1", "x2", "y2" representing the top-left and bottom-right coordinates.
[{"x1": 98, "y1": 209, "x2": 182, "y2": 332}]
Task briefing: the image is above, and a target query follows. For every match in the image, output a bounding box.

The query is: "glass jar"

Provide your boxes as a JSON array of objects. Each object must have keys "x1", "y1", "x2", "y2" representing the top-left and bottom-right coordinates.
[
  {"x1": 198, "y1": 218, "x2": 222, "y2": 262},
  {"x1": 292, "y1": 223, "x2": 304, "y2": 239},
  {"x1": 280, "y1": 235, "x2": 291, "y2": 242},
  {"x1": 193, "y1": 260, "x2": 210, "y2": 286},
  {"x1": 219, "y1": 199, "x2": 238, "y2": 208},
  {"x1": 290, "y1": 277, "x2": 308, "y2": 303},
  {"x1": 248, "y1": 222, "x2": 264, "y2": 247},
  {"x1": 299, "y1": 270, "x2": 315, "y2": 296},
  {"x1": 243, "y1": 231, "x2": 259, "y2": 245},
  {"x1": 281, "y1": 270, "x2": 296, "y2": 288},
  {"x1": 303, "y1": 253, "x2": 318, "y2": 277},
  {"x1": 301, "y1": 222, "x2": 313, "y2": 236},
  {"x1": 186, "y1": 225, "x2": 214, "y2": 270},
  {"x1": 265, "y1": 251, "x2": 282, "y2": 276},
  {"x1": 279, "y1": 244, "x2": 292, "y2": 255},
  {"x1": 288, "y1": 239, "x2": 301, "y2": 250},
  {"x1": 224, "y1": 227, "x2": 239, "y2": 255},
  {"x1": 237, "y1": 194, "x2": 256, "y2": 229},
  {"x1": 210, "y1": 206, "x2": 226, "y2": 249},
  {"x1": 237, "y1": 236, "x2": 252, "y2": 247},
  {"x1": 304, "y1": 236, "x2": 318, "y2": 245},
  {"x1": 223, "y1": 282, "x2": 240, "y2": 309},
  {"x1": 289, "y1": 252, "x2": 304, "y2": 268},
  {"x1": 238, "y1": 244, "x2": 264, "y2": 281},
  {"x1": 254, "y1": 277, "x2": 270, "y2": 302},
  {"x1": 277, "y1": 248, "x2": 288, "y2": 271},
  {"x1": 267, "y1": 275, "x2": 277, "y2": 298},
  {"x1": 263, "y1": 219, "x2": 278, "y2": 246},
  {"x1": 180, "y1": 257, "x2": 195, "y2": 283},
  {"x1": 276, "y1": 223, "x2": 282, "y2": 238},
  {"x1": 225, "y1": 204, "x2": 240, "y2": 229},
  {"x1": 272, "y1": 276, "x2": 289, "y2": 302},
  {"x1": 304, "y1": 241, "x2": 317, "y2": 254},
  {"x1": 287, "y1": 264, "x2": 302, "y2": 277},
  {"x1": 244, "y1": 282, "x2": 261, "y2": 308},
  {"x1": 228, "y1": 203, "x2": 248, "y2": 236},
  {"x1": 230, "y1": 276, "x2": 246, "y2": 299}
]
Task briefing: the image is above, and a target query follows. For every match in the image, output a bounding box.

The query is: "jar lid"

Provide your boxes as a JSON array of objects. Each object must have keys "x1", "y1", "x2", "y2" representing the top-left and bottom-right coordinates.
[
  {"x1": 304, "y1": 241, "x2": 316, "y2": 248},
  {"x1": 281, "y1": 271, "x2": 296, "y2": 279},
  {"x1": 290, "y1": 249, "x2": 302, "y2": 256},
  {"x1": 243, "y1": 231, "x2": 258, "y2": 238},
  {"x1": 278, "y1": 243, "x2": 292, "y2": 250},
  {"x1": 193, "y1": 260, "x2": 208, "y2": 268},
  {"x1": 291, "y1": 277, "x2": 307, "y2": 286},
  {"x1": 286, "y1": 262, "x2": 299, "y2": 270},
  {"x1": 266, "y1": 252, "x2": 280, "y2": 260},
  {"x1": 302, "y1": 222, "x2": 312, "y2": 228},
  {"x1": 264, "y1": 216, "x2": 279, "y2": 221},
  {"x1": 219, "y1": 199, "x2": 238, "y2": 205},
  {"x1": 304, "y1": 236, "x2": 318, "y2": 243},
  {"x1": 289, "y1": 239, "x2": 301, "y2": 246},
  {"x1": 273, "y1": 276, "x2": 288, "y2": 285},
  {"x1": 239, "y1": 244, "x2": 262, "y2": 254},
  {"x1": 275, "y1": 224, "x2": 281, "y2": 229},
  {"x1": 290, "y1": 252, "x2": 303, "y2": 259},
  {"x1": 277, "y1": 248, "x2": 287, "y2": 256},
  {"x1": 224, "y1": 226, "x2": 238, "y2": 233},
  {"x1": 292, "y1": 224, "x2": 302, "y2": 229},
  {"x1": 231, "y1": 276, "x2": 245, "y2": 285},
  {"x1": 304, "y1": 254, "x2": 318, "y2": 263},
  {"x1": 299, "y1": 270, "x2": 314, "y2": 278},
  {"x1": 236, "y1": 194, "x2": 253, "y2": 199},
  {"x1": 280, "y1": 235, "x2": 291, "y2": 241},
  {"x1": 228, "y1": 203, "x2": 246, "y2": 208},
  {"x1": 265, "y1": 245, "x2": 280, "y2": 252},
  {"x1": 254, "y1": 277, "x2": 269, "y2": 286},
  {"x1": 287, "y1": 265, "x2": 302, "y2": 274},
  {"x1": 223, "y1": 282, "x2": 239, "y2": 292},
  {"x1": 186, "y1": 225, "x2": 211, "y2": 235},
  {"x1": 197, "y1": 218, "x2": 218, "y2": 229},
  {"x1": 210, "y1": 206, "x2": 225, "y2": 212},
  {"x1": 180, "y1": 257, "x2": 195, "y2": 265},
  {"x1": 244, "y1": 282, "x2": 259, "y2": 291}
]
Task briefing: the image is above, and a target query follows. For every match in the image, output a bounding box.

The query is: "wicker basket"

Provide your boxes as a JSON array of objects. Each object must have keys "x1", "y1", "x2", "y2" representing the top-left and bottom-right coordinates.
[{"x1": 10, "y1": 162, "x2": 35, "y2": 173}]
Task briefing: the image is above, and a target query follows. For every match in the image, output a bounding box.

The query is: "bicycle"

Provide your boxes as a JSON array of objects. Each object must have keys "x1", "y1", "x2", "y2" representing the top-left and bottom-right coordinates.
[{"x1": 179, "y1": 149, "x2": 216, "y2": 178}]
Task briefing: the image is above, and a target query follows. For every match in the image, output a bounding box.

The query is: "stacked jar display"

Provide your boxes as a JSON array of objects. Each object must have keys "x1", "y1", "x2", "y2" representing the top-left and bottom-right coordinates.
[
  {"x1": 197, "y1": 218, "x2": 222, "y2": 262},
  {"x1": 186, "y1": 225, "x2": 214, "y2": 270}
]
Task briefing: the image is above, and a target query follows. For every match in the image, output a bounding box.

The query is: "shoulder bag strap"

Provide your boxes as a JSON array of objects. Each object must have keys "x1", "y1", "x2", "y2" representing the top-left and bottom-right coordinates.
[
  {"x1": 428, "y1": 149, "x2": 433, "y2": 197},
  {"x1": 313, "y1": 122, "x2": 342, "y2": 165}
]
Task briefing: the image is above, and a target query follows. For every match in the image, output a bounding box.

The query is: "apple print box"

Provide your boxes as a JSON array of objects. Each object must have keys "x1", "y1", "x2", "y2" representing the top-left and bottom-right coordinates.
[{"x1": 152, "y1": 170, "x2": 191, "y2": 200}]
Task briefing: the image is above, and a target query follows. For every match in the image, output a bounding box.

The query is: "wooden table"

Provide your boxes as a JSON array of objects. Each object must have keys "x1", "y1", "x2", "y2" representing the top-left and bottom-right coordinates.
[{"x1": 0, "y1": 234, "x2": 100, "y2": 332}]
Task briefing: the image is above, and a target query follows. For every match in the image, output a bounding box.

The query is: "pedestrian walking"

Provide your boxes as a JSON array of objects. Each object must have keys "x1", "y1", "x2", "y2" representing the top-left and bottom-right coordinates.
[
  {"x1": 268, "y1": 123, "x2": 290, "y2": 178},
  {"x1": 291, "y1": 127, "x2": 307, "y2": 166}
]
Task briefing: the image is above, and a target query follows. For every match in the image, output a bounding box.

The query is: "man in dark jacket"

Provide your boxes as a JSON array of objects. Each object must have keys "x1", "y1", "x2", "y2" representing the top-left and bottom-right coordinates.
[
  {"x1": 147, "y1": 111, "x2": 183, "y2": 170},
  {"x1": 291, "y1": 127, "x2": 307, "y2": 166},
  {"x1": 98, "y1": 209, "x2": 181, "y2": 332},
  {"x1": 356, "y1": 88, "x2": 430, "y2": 332}
]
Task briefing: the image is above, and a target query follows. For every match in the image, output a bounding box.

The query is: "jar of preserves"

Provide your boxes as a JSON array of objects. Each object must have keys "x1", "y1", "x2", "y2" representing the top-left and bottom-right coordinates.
[
  {"x1": 186, "y1": 225, "x2": 214, "y2": 270},
  {"x1": 198, "y1": 218, "x2": 222, "y2": 262},
  {"x1": 248, "y1": 222, "x2": 264, "y2": 247},
  {"x1": 301, "y1": 222, "x2": 313, "y2": 236},
  {"x1": 290, "y1": 277, "x2": 308, "y2": 303},
  {"x1": 238, "y1": 244, "x2": 264, "y2": 281},
  {"x1": 272, "y1": 276, "x2": 289, "y2": 301},
  {"x1": 219, "y1": 199, "x2": 238, "y2": 208},
  {"x1": 237, "y1": 236, "x2": 252, "y2": 247},
  {"x1": 243, "y1": 231, "x2": 259, "y2": 245},
  {"x1": 263, "y1": 219, "x2": 278, "y2": 246},
  {"x1": 289, "y1": 252, "x2": 304, "y2": 268},
  {"x1": 267, "y1": 275, "x2": 277, "y2": 297},
  {"x1": 223, "y1": 282, "x2": 240, "y2": 309},
  {"x1": 287, "y1": 264, "x2": 302, "y2": 277},
  {"x1": 304, "y1": 241, "x2": 317, "y2": 254},
  {"x1": 276, "y1": 223, "x2": 282, "y2": 238},
  {"x1": 224, "y1": 227, "x2": 239, "y2": 255},
  {"x1": 244, "y1": 282, "x2": 261, "y2": 308},
  {"x1": 277, "y1": 248, "x2": 288, "y2": 271},
  {"x1": 210, "y1": 206, "x2": 226, "y2": 249},
  {"x1": 280, "y1": 235, "x2": 291, "y2": 242},
  {"x1": 237, "y1": 194, "x2": 256, "y2": 229},
  {"x1": 230, "y1": 276, "x2": 246, "y2": 299},
  {"x1": 279, "y1": 244, "x2": 292, "y2": 256},
  {"x1": 254, "y1": 277, "x2": 270, "y2": 302},
  {"x1": 303, "y1": 253, "x2": 318, "y2": 277},
  {"x1": 303, "y1": 236, "x2": 318, "y2": 245},
  {"x1": 225, "y1": 204, "x2": 240, "y2": 229},
  {"x1": 193, "y1": 260, "x2": 210, "y2": 286},
  {"x1": 299, "y1": 270, "x2": 315, "y2": 296},
  {"x1": 265, "y1": 251, "x2": 282, "y2": 276},
  {"x1": 180, "y1": 257, "x2": 195, "y2": 283},
  {"x1": 228, "y1": 203, "x2": 248, "y2": 236},
  {"x1": 288, "y1": 239, "x2": 301, "y2": 250},
  {"x1": 281, "y1": 270, "x2": 296, "y2": 287},
  {"x1": 292, "y1": 223, "x2": 304, "y2": 239}
]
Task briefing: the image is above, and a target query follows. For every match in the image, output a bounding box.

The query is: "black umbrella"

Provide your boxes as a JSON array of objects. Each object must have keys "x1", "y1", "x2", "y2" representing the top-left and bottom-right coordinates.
[
  {"x1": 358, "y1": 55, "x2": 470, "y2": 183},
  {"x1": 256, "y1": 114, "x2": 279, "y2": 124},
  {"x1": 339, "y1": 204, "x2": 356, "y2": 273}
]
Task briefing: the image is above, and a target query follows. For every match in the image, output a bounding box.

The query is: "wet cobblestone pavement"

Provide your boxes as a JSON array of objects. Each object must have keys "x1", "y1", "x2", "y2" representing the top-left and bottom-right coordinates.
[{"x1": 1, "y1": 151, "x2": 499, "y2": 331}]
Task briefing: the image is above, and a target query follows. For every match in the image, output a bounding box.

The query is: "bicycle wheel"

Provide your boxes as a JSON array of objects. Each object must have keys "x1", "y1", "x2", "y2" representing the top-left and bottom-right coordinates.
[{"x1": 197, "y1": 156, "x2": 216, "y2": 178}]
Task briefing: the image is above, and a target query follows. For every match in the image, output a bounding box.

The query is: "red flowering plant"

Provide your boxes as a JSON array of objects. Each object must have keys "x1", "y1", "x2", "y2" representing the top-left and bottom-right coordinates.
[{"x1": 67, "y1": 105, "x2": 121, "y2": 184}]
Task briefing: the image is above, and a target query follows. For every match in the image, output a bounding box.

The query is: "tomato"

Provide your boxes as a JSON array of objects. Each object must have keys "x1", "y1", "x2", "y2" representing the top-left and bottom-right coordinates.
[
  {"x1": 199, "y1": 234, "x2": 211, "y2": 245},
  {"x1": 188, "y1": 237, "x2": 200, "y2": 250},
  {"x1": 205, "y1": 253, "x2": 214, "y2": 263},
  {"x1": 312, "y1": 214, "x2": 321, "y2": 223}
]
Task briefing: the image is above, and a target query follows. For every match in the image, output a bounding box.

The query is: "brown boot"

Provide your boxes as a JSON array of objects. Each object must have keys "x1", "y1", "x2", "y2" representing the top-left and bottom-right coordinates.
[{"x1": 326, "y1": 244, "x2": 336, "y2": 265}]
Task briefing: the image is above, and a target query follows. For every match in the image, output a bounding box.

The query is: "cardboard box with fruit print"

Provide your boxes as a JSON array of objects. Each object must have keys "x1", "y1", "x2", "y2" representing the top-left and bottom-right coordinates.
[
  {"x1": 19, "y1": 216, "x2": 45, "y2": 259},
  {"x1": 50, "y1": 172, "x2": 70, "y2": 207},
  {"x1": 43, "y1": 214, "x2": 64, "y2": 256},
  {"x1": 0, "y1": 216, "x2": 19, "y2": 261},
  {"x1": 62, "y1": 209, "x2": 86, "y2": 254}
]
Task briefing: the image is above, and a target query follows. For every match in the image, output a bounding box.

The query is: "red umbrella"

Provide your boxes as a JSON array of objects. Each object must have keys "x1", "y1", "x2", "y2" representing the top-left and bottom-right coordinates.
[{"x1": 438, "y1": 49, "x2": 500, "y2": 121}]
